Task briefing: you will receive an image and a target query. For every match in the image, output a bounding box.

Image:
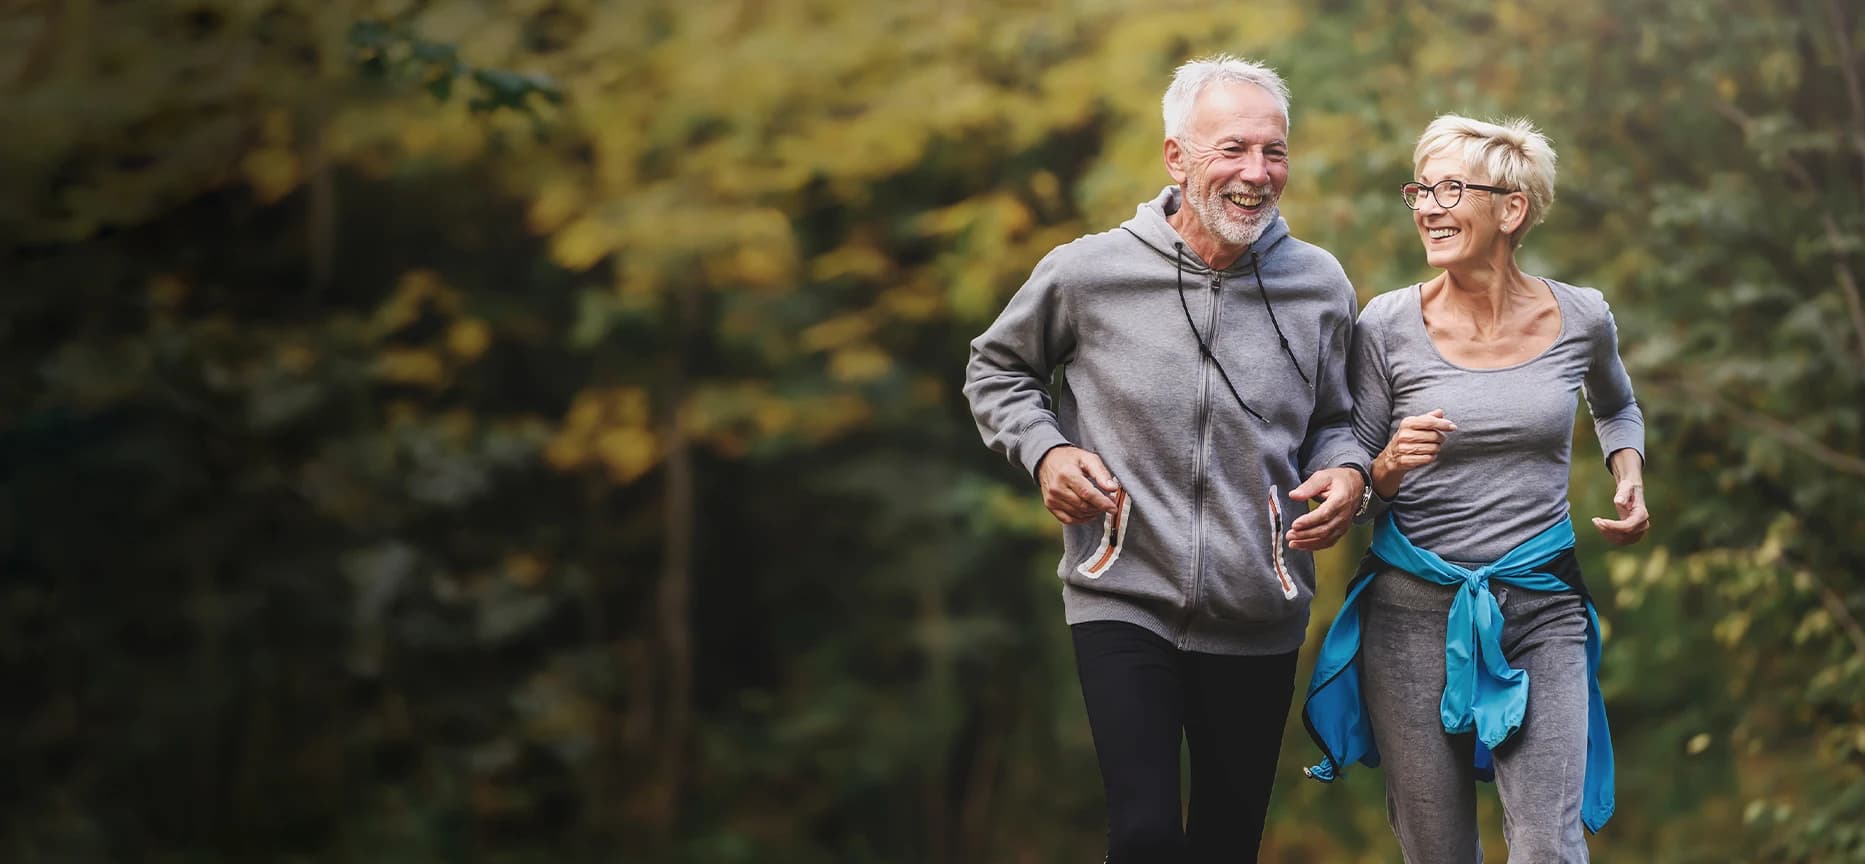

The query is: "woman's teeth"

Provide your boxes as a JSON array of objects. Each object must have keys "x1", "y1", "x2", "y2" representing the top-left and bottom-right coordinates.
[{"x1": 1428, "y1": 227, "x2": 1460, "y2": 240}]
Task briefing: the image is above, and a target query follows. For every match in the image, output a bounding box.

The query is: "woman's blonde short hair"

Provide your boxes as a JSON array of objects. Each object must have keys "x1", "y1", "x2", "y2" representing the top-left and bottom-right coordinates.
[{"x1": 1414, "y1": 114, "x2": 1557, "y2": 246}]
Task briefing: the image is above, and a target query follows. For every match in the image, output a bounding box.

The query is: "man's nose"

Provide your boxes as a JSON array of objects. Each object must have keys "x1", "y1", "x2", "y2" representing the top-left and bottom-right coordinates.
[{"x1": 1239, "y1": 152, "x2": 1269, "y2": 185}]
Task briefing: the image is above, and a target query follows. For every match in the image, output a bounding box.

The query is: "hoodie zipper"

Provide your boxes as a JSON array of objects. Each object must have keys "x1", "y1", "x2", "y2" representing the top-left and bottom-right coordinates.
[{"x1": 1180, "y1": 270, "x2": 1224, "y2": 648}]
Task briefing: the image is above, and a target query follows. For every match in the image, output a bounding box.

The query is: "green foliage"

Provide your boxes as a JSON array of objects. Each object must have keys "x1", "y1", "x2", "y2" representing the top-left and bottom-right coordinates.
[
  {"x1": 349, "y1": 20, "x2": 563, "y2": 119},
  {"x1": 1, "y1": 0, "x2": 1861, "y2": 861}
]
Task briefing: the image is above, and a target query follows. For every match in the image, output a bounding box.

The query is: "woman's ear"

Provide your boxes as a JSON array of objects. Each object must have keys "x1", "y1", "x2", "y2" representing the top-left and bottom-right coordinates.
[{"x1": 1500, "y1": 191, "x2": 1529, "y2": 236}]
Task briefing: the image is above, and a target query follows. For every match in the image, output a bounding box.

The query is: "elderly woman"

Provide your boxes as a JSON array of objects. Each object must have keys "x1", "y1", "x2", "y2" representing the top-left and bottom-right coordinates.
[{"x1": 1302, "y1": 114, "x2": 1651, "y2": 863}]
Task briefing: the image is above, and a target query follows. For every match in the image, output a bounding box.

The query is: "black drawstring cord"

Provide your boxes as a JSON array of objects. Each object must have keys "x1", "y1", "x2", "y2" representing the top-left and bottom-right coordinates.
[
  {"x1": 1175, "y1": 242, "x2": 1271, "y2": 426},
  {"x1": 1250, "y1": 250, "x2": 1313, "y2": 387}
]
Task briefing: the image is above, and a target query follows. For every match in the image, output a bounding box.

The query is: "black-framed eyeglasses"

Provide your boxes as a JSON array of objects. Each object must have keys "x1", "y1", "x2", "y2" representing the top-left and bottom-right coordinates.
[{"x1": 1399, "y1": 179, "x2": 1515, "y2": 210}]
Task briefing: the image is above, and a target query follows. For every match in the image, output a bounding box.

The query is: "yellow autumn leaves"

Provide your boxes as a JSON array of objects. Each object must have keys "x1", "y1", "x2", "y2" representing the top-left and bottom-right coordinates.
[
  {"x1": 547, "y1": 388, "x2": 658, "y2": 484},
  {"x1": 373, "y1": 270, "x2": 493, "y2": 389},
  {"x1": 544, "y1": 383, "x2": 876, "y2": 482}
]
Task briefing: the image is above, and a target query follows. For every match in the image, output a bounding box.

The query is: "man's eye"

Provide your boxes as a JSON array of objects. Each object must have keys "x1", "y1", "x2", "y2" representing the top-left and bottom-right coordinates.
[{"x1": 1223, "y1": 146, "x2": 1245, "y2": 154}]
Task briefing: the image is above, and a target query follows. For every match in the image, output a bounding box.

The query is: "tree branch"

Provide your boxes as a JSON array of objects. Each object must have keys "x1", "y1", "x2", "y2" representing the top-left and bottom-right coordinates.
[
  {"x1": 1653, "y1": 376, "x2": 1865, "y2": 478},
  {"x1": 1713, "y1": 98, "x2": 1865, "y2": 369},
  {"x1": 1825, "y1": 0, "x2": 1865, "y2": 199},
  {"x1": 1807, "y1": 566, "x2": 1865, "y2": 662},
  {"x1": 1819, "y1": 212, "x2": 1865, "y2": 370}
]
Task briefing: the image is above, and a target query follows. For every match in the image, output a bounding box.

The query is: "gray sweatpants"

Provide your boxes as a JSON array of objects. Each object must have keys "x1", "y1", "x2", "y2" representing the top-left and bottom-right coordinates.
[{"x1": 1360, "y1": 569, "x2": 1592, "y2": 864}]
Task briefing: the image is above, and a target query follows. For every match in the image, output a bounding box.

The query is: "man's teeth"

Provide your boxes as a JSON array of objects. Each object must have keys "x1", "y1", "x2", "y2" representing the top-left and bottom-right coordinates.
[
  {"x1": 1225, "y1": 192, "x2": 1265, "y2": 208},
  {"x1": 1428, "y1": 227, "x2": 1459, "y2": 239}
]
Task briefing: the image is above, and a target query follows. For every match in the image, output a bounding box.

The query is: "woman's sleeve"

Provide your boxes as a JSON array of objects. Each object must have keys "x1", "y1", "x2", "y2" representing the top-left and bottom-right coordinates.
[
  {"x1": 1583, "y1": 295, "x2": 1646, "y2": 465},
  {"x1": 1349, "y1": 304, "x2": 1396, "y2": 522}
]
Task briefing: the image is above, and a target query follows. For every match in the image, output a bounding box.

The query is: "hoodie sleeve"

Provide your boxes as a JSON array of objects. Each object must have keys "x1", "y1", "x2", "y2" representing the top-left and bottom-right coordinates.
[
  {"x1": 963, "y1": 249, "x2": 1078, "y2": 480},
  {"x1": 1300, "y1": 287, "x2": 1371, "y2": 480}
]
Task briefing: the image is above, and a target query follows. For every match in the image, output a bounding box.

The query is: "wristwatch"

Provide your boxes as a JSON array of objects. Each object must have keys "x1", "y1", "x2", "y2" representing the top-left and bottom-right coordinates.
[{"x1": 1349, "y1": 464, "x2": 1374, "y2": 519}]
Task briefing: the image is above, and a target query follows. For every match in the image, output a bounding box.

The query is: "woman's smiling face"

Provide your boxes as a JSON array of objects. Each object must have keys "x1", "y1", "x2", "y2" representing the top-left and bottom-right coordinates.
[{"x1": 1413, "y1": 151, "x2": 1516, "y2": 270}]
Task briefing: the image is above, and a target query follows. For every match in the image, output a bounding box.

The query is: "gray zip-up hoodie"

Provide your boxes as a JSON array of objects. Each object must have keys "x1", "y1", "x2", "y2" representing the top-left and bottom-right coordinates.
[{"x1": 964, "y1": 186, "x2": 1365, "y2": 655}]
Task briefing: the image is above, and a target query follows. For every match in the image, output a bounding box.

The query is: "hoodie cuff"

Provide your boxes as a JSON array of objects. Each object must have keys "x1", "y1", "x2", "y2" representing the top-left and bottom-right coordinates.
[
  {"x1": 1017, "y1": 422, "x2": 1074, "y2": 482},
  {"x1": 1304, "y1": 446, "x2": 1368, "y2": 482}
]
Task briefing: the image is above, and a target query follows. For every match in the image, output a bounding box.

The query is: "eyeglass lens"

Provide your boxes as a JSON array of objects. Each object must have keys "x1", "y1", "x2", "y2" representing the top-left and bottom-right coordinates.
[{"x1": 1402, "y1": 180, "x2": 1464, "y2": 209}]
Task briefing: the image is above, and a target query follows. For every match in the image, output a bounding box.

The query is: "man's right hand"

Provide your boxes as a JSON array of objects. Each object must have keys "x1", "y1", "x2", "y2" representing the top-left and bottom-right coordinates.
[{"x1": 1036, "y1": 445, "x2": 1121, "y2": 525}]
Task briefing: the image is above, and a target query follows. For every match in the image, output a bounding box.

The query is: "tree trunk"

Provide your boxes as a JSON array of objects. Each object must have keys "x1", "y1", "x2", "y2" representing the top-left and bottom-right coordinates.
[
  {"x1": 651, "y1": 286, "x2": 697, "y2": 841},
  {"x1": 306, "y1": 4, "x2": 343, "y2": 303}
]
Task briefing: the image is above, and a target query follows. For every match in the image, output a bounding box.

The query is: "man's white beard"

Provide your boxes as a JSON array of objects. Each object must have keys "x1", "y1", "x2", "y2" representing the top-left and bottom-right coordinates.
[{"x1": 1190, "y1": 184, "x2": 1277, "y2": 247}]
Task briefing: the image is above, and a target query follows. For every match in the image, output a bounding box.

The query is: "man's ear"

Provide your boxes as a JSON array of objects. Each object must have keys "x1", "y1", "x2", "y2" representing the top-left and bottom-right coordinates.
[{"x1": 1163, "y1": 137, "x2": 1188, "y2": 186}]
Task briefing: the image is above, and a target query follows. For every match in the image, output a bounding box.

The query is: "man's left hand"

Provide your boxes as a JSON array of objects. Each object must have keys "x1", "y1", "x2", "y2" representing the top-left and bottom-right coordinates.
[{"x1": 1286, "y1": 466, "x2": 1363, "y2": 551}]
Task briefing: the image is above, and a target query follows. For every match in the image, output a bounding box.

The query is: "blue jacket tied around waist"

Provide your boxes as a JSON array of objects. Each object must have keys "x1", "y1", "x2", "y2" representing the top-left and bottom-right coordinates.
[{"x1": 1301, "y1": 512, "x2": 1616, "y2": 833}]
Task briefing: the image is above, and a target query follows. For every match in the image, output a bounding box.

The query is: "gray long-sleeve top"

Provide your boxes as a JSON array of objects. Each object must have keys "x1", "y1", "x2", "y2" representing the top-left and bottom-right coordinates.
[{"x1": 1351, "y1": 279, "x2": 1645, "y2": 564}]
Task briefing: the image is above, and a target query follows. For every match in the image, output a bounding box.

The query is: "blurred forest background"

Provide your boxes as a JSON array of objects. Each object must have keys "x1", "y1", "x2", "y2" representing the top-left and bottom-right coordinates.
[{"x1": 2, "y1": 0, "x2": 1862, "y2": 861}]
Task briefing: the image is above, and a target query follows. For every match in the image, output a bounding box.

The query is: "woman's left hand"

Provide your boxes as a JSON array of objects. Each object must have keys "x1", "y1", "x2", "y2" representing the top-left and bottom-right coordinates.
[{"x1": 1591, "y1": 474, "x2": 1649, "y2": 545}]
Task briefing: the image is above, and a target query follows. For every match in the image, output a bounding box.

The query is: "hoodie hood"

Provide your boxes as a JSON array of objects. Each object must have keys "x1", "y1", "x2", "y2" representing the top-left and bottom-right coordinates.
[{"x1": 1121, "y1": 185, "x2": 1292, "y2": 272}]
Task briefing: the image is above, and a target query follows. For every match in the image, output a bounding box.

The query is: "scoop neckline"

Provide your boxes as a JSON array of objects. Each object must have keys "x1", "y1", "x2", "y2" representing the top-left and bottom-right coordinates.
[{"x1": 1409, "y1": 278, "x2": 1567, "y2": 373}]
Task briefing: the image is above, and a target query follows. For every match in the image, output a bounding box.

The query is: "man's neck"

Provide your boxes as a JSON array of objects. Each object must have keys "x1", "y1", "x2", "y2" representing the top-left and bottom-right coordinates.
[{"x1": 1166, "y1": 205, "x2": 1248, "y2": 270}]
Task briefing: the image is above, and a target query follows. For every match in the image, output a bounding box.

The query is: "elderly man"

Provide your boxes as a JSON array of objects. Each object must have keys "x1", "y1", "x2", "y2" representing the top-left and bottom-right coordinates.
[{"x1": 963, "y1": 55, "x2": 1369, "y2": 862}]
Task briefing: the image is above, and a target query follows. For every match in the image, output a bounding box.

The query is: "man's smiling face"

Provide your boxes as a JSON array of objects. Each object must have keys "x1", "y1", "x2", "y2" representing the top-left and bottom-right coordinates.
[{"x1": 1171, "y1": 80, "x2": 1289, "y2": 250}]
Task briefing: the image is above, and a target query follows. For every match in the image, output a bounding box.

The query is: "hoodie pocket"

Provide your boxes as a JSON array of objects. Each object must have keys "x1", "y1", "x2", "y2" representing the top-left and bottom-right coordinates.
[
  {"x1": 1075, "y1": 488, "x2": 1131, "y2": 579},
  {"x1": 1265, "y1": 484, "x2": 1299, "y2": 600},
  {"x1": 1204, "y1": 483, "x2": 1309, "y2": 622}
]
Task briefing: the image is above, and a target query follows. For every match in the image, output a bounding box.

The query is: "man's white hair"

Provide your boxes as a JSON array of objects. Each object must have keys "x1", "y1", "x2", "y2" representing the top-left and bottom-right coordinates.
[
  {"x1": 1162, "y1": 54, "x2": 1291, "y2": 141},
  {"x1": 1414, "y1": 114, "x2": 1558, "y2": 246}
]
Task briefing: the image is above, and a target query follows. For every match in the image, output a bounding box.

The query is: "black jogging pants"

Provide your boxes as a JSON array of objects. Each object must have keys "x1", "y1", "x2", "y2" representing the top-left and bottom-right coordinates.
[{"x1": 1071, "y1": 620, "x2": 1299, "y2": 864}]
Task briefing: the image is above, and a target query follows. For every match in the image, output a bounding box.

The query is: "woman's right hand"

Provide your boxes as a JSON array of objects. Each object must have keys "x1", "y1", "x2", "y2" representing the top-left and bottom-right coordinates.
[{"x1": 1373, "y1": 409, "x2": 1457, "y2": 498}]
